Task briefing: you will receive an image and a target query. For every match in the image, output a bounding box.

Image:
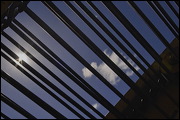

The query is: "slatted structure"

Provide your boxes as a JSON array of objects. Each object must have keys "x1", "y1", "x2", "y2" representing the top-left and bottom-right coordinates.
[{"x1": 1, "y1": 1, "x2": 179, "y2": 119}]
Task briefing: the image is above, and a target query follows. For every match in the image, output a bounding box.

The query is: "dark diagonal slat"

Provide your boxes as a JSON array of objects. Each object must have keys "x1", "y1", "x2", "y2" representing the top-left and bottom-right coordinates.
[
  {"x1": 1, "y1": 112, "x2": 11, "y2": 119},
  {"x1": 165, "y1": 1, "x2": 179, "y2": 18},
  {"x1": 69, "y1": 1, "x2": 179, "y2": 108},
  {"x1": 102, "y1": 1, "x2": 170, "y2": 75},
  {"x1": 1, "y1": 69, "x2": 67, "y2": 119},
  {"x1": 10, "y1": 19, "x2": 125, "y2": 118},
  {"x1": 1, "y1": 93, "x2": 36, "y2": 119},
  {"x1": 153, "y1": 1, "x2": 179, "y2": 33},
  {"x1": 128, "y1": 1, "x2": 178, "y2": 59},
  {"x1": 74, "y1": 1, "x2": 171, "y2": 93},
  {"x1": 1, "y1": 32, "x2": 85, "y2": 119},
  {"x1": 9, "y1": 20, "x2": 120, "y2": 119},
  {"x1": 11, "y1": 20, "x2": 104, "y2": 118},
  {"x1": 71, "y1": 4, "x2": 171, "y2": 116},
  {"x1": 175, "y1": 1, "x2": 179, "y2": 7},
  {"x1": 24, "y1": 4, "x2": 126, "y2": 119},
  {"x1": 1, "y1": 39, "x2": 95, "y2": 119},
  {"x1": 11, "y1": 22, "x2": 123, "y2": 119},
  {"x1": 74, "y1": 1, "x2": 155, "y2": 81},
  {"x1": 12, "y1": 19, "x2": 104, "y2": 118},
  {"x1": 102, "y1": 1, "x2": 171, "y2": 118},
  {"x1": 85, "y1": 3, "x2": 179, "y2": 106},
  {"x1": 41, "y1": 3, "x2": 171, "y2": 118},
  {"x1": 1, "y1": 1, "x2": 178, "y2": 119},
  {"x1": 42, "y1": 1, "x2": 144, "y2": 105},
  {"x1": 43, "y1": 0, "x2": 140, "y2": 96},
  {"x1": 40, "y1": 5, "x2": 172, "y2": 118},
  {"x1": 87, "y1": 1, "x2": 160, "y2": 79},
  {"x1": 66, "y1": 2, "x2": 172, "y2": 117},
  {"x1": 147, "y1": 1, "x2": 179, "y2": 38},
  {"x1": 86, "y1": 2, "x2": 177, "y2": 98}
]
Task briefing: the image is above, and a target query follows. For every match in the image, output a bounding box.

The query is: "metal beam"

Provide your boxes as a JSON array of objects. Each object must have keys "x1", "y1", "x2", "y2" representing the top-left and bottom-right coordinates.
[
  {"x1": 1, "y1": 93, "x2": 36, "y2": 119},
  {"x1": 1, "y1": 69, "x2": 67, "y2": 119}
]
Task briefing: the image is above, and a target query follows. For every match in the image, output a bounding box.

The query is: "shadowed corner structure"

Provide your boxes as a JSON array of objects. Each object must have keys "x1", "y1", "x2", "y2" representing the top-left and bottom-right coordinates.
[
  {"x1": 1, "y1": 1, "x2": 179, "y2": 119},
  {"x1": 105, "y1": 38, "x2": 179, "y2": 119}
]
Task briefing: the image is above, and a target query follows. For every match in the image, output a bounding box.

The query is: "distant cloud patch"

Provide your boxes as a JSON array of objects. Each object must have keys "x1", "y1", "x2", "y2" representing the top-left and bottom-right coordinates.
[
  {"x1": 82, "y1": 67, "x2": 93, "y2": 78},
  {"x1": 82, "y1": 62, "x2": 97, "y2": 78},
  {"x1": 92, "y1": 103, "x2": 100, "y2": 109},
  {"x1": 82, "y1": 50, "x2": 140, "y2": 85}
]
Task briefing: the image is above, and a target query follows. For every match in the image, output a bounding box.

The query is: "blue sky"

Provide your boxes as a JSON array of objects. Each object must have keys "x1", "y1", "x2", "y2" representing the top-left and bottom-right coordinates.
[{"x1": 1, "y1": 1, "x2": 179, "y2": 119}]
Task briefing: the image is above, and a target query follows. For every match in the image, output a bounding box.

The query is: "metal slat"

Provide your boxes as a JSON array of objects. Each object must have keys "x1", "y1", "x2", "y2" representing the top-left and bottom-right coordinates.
[
  {"x1": 102, "y1": 1, "x2": 171, "y2": 118},
  {"x1": 86, "y1": 2, "x2": 174, "y2": 95},
  {"x1": 42, "y1": 2, "x2": 146, "y2": 106},
  {"x1": 1, "y1": 1, "x2": 29, "y2": 32},
  {"x1": 126, "y1": 1, "x2": 179, "y2": 107},
  {"x1": 153, "y1": 1, "x2": 179, "y2": 33},
  {"x1": 64, "y1": 1, "x2": 148, "y2": 118},
  {"x1": 1, "y1": 32, "x2": 86, "y2": 119},
  {"x1": 128, "y1": 1, "x2": 178, "y2": 59},
  {"x1": 67, "y1": 2, "x2": 179, "y2": 117},
  {"x1": 9, "y1": 20, "x2": 122, "y2": 119},
  {"x1": 1, "y1": 41, "x2": 96, "y2": 119},
  {"x1": 1, "y1": 44, "x2": 87, "y2": 119},
  {"x1": 73, "y1": 1, "x2": 172, "y2": 96},
  {"x1": 12, "y1": 20, "x2": 105, "y2": 119},
  {"x1": 1, "y1": 69, "x2": 67, "y2": 119},
  {"x1": 73, "y1": 1, "x2": 155, "y2": 81},
  {"x1": 24, "y1": 4, "x2": 126, "y2": 119},
  {"x1": 11, "y1": 19, "x2": 105, "y2": 119},
  {"x1": 147, "y1": 1, "x2": 179, "y2": 38},
  {"x1": 1, "y1": 93, "x2": 36, "y2": 119},
  {"x1": 12, "y1": 16, "x2": 127, "y2": 118},
  {"x1": 1, "y1": 112, "x2": 11, "y2": 119},
  {"x1": 42, "y1": 2, "x2": 170, "y2": 118},
  {"x1": 175, "y1": 1, "x2": 179, "y2": 6},
  {"x1": 165, "y1": 1, "x2": 179, "y2": 18},
  {"x1": 73, "y1": 1, "x2": 178, "y2": 108},
  {"x1": 102, "y1": 1, "x2": 170, "y2": 75},
  {"x1": 1, "y1": 1, "x2": 178, "y2": 119},
  {"x1": 3, "y1": 28, "x2": 104, "y2": 118},
  {"x1": 66, "y1": 0, "x2": 144, "y2": 101},
  {"x1": 48, "y1": 0, "x2": 133, "y2": 104},
  {"x1": 43, "y1": 0, "x2": 138, "y2": 94},
  {"x1": 2, "y1": 32, "x2": 96, "y2": 119},
  {"x1": 86, "y1": 1, "x2": 159, "y2": 79},
  {"x1": 41, "y1": 3, "x2": 172, "y2": 118},
  {"x1": 73, "y1": 1, "x2": 168, "y2": 105}
]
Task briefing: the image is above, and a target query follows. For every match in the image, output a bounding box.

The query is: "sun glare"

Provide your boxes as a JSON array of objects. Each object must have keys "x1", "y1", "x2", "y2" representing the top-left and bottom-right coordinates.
[{"x1": 17, "y1": 53, "x2": 28, "y2": 63}]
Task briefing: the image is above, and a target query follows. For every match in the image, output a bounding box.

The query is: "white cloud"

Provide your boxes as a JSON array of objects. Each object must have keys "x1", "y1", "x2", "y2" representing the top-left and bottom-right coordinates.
[
  {"x1": 82, "y1": 67, "x2": 93, "y2": 78},
  {"x1": 82, "y1": 50, "x2": 140, "y2": 85},
  {"x1": 96, "y1": 62, "x2": 120, "y2": 85},
  {"x1": 90, "y1": 62, "x2": 98, "y2": 69},
  {"x1": 125, "y1": 70, "x2": 134, "y2": 76},
  {"x1": 134, "y1": 65, "x2": 140, "y2": 71},
  {"x1": 82, "y1": 62, "x2": 98, "y2": 78},
  {"x1": 92, "y1": 103, "x2": 100, "y2": 109},
  {"x1": 133, "y1": 53, "x2": 138, "y2": 58}
]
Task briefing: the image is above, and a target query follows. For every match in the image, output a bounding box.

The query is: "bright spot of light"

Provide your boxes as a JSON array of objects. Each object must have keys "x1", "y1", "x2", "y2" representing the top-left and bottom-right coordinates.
[{"x1": 17, "y1": 53, "x2": 28, "y2": 63}]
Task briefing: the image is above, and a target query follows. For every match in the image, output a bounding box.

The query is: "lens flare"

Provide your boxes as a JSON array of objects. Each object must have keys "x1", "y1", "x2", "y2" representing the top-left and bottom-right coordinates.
[{"x1": 17, "y1": 53, "x2": 28, "y2": 63}]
